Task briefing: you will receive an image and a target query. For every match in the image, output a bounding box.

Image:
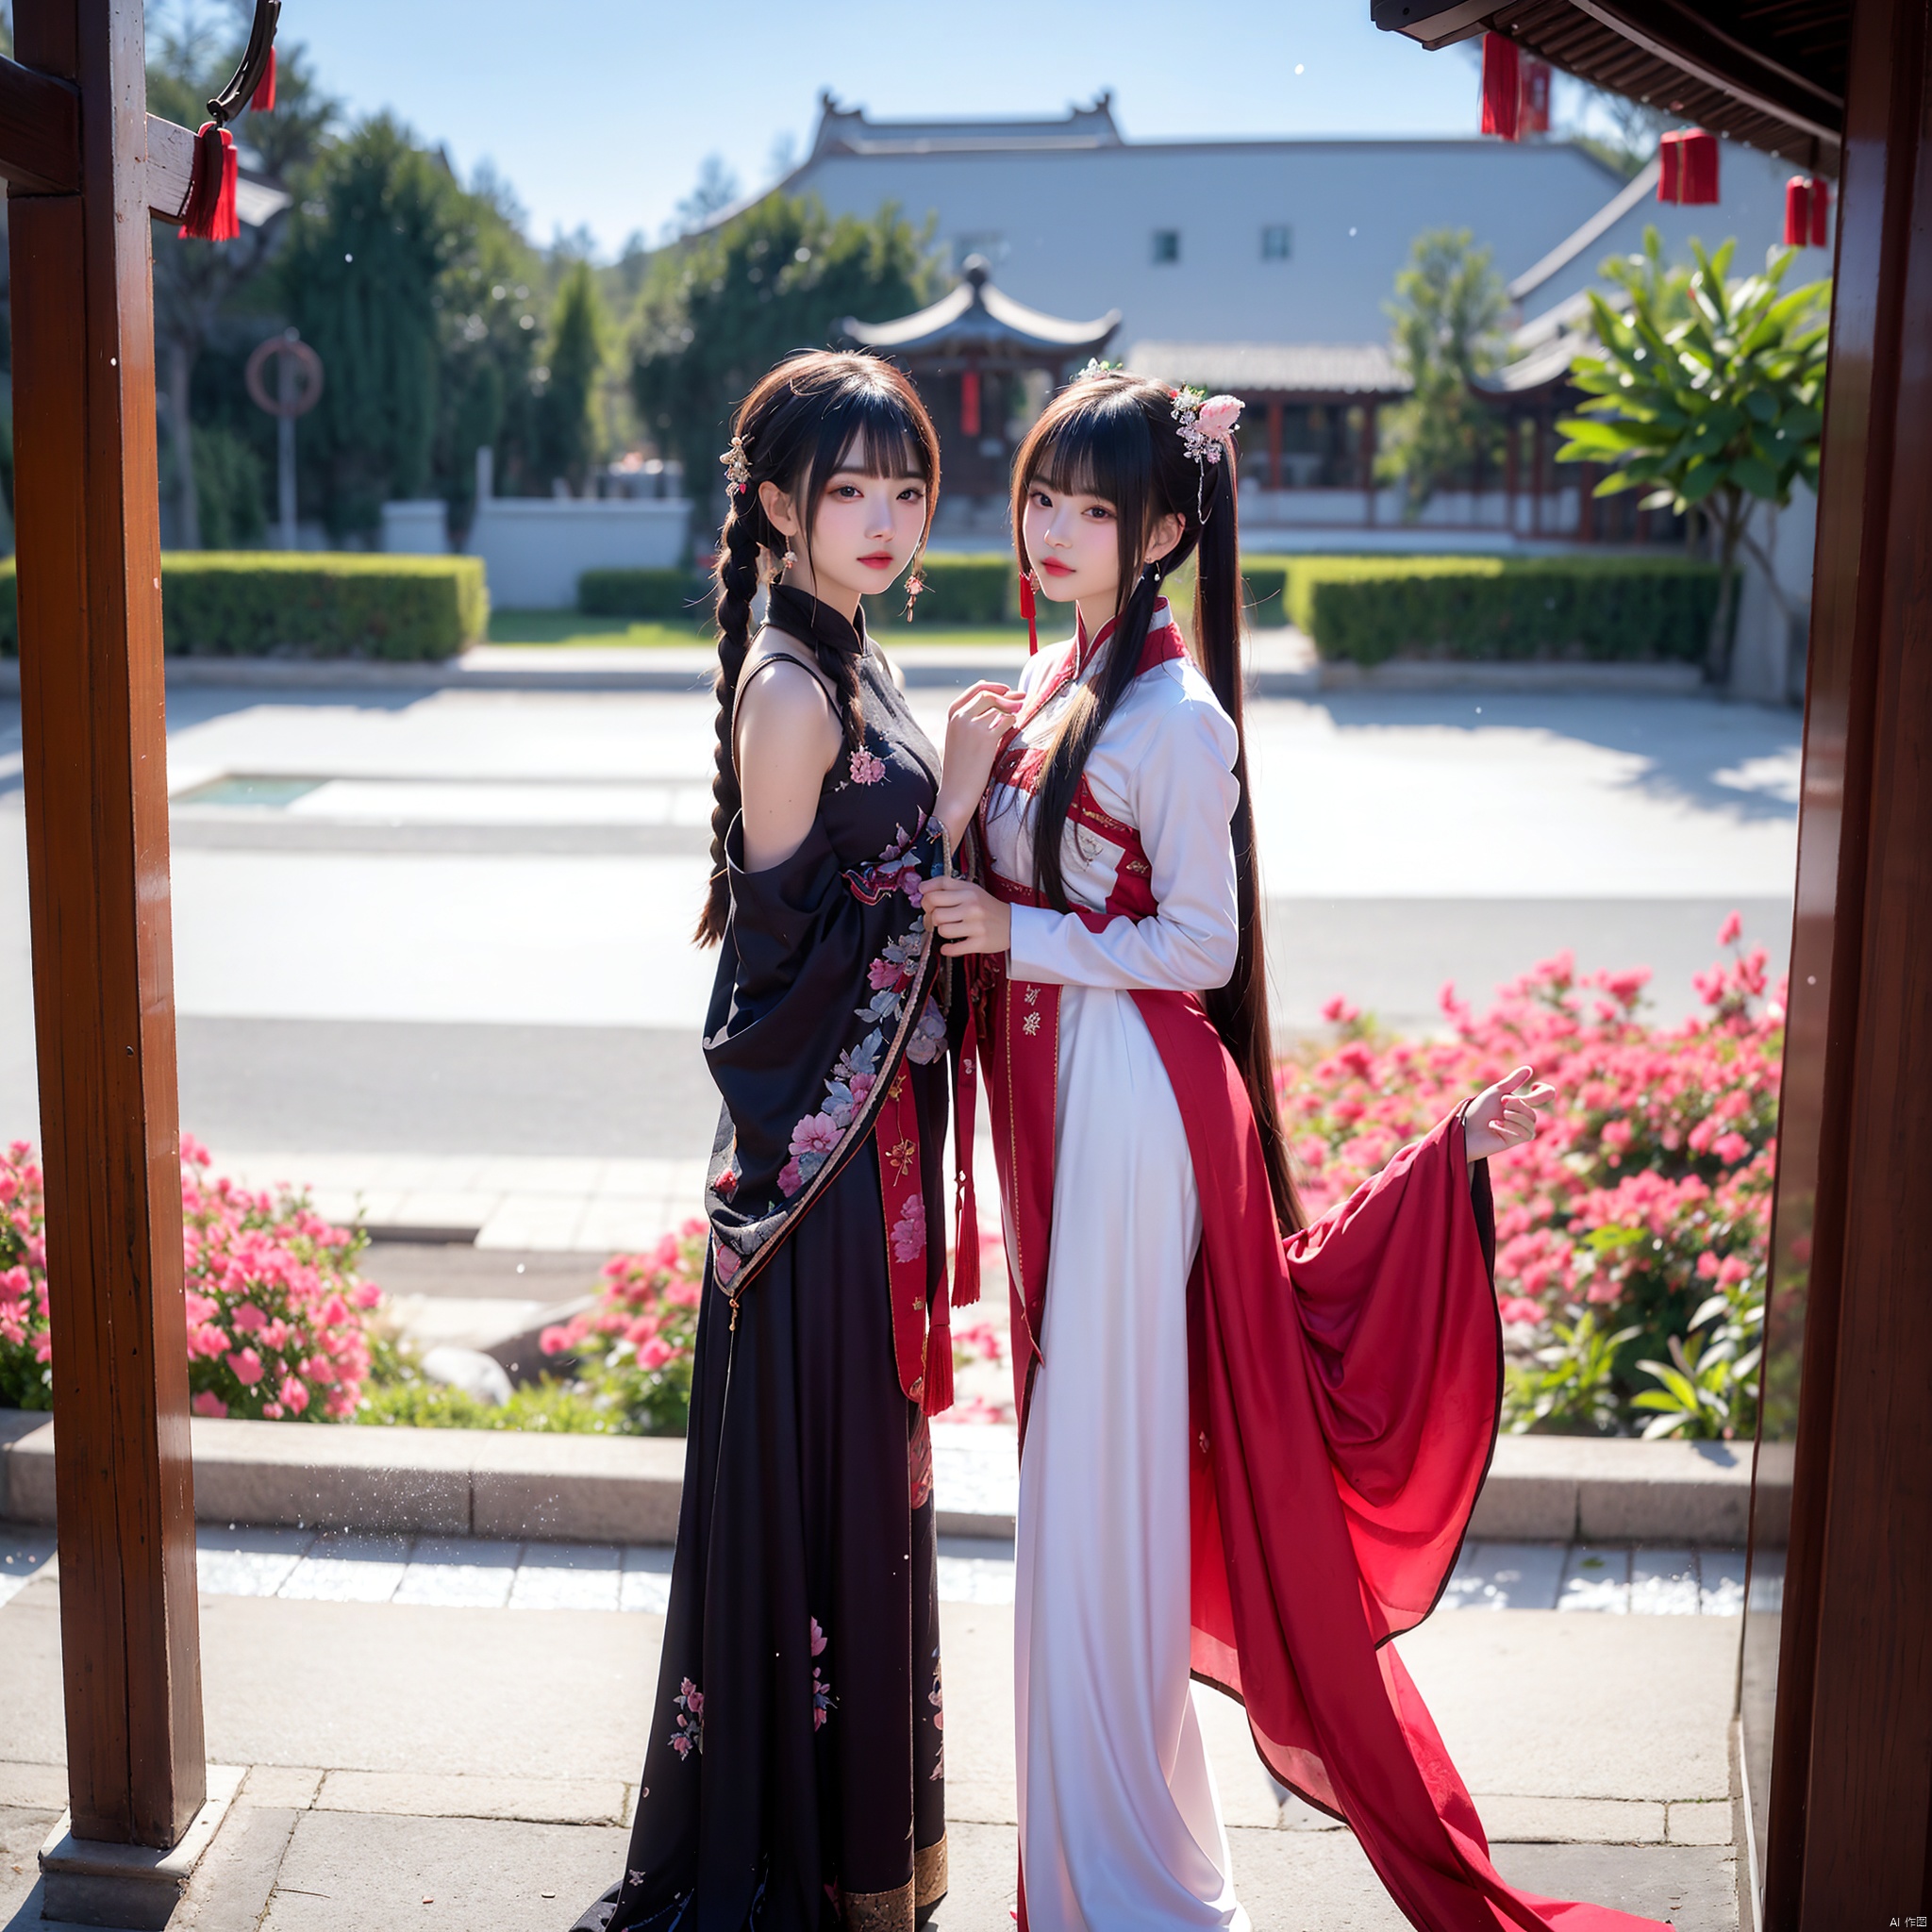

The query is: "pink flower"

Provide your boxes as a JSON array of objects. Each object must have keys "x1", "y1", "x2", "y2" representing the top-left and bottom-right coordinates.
[
  {"x1": 790, "y1": 1112, "x2": 841, "y2": 1158},
  {"x1": 226, "y1": 1347, "x2": 265, "y2": 1387},
  {"x1": 810, "y1": 1616, "x2": 827, "y2": 1657},
  {"x1": 350, "y1": 1282, "x2": 382, "y2": 1311},
  {"x1": 891, "y1": 1193, "x2": 926, "y2": 1264},
  {"x1": 639, "y1": 1338, "x2": 674, "y2": 1371},
  {"x1": 230, "y1": 1302, "x2": 267, "y2": 1334},
  {"x1": 1321, "y1": 995, "x2": 1360, "y2": 1026},
  {"x1": 849, "y1": 748, "x2": 886, "y2": 786},
  {"x1": 1717, "y1": 910, "x2": 1743, "y2": 947},
  {"x1": 869, "y1": 956, "x2": 908, "y2": 991},
  {"x1": 1195, "y1": 394, "x2": 1243, "y2": 439},
  {"x1": 1498, "y1": 1296, "x2": 1543, "y2": 1324},
  {"x1": 714, "y1": 1168, "x2": 737, "y2": 1199},
  {"x1": 1712, "y1": 1131, "x2": 1751, "y2": 1165},
  {"x1": 714, "y1": 1244, "x2": 741, "y2": 1287},
  {"x1": 776, "y1": 1159, "x2": 804, "y2": 1198},
  {"x1": 191, "y1": 1391, "x2": 227, "y2": 1419},
  {"x1": 278, "y1": 1374, "x2": 309, "y2": 1415}
]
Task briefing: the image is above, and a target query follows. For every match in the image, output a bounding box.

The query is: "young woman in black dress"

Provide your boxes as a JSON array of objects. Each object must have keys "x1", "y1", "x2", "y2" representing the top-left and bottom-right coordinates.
[{"x1": 573, "y1": 351, "x2": 1018, "y2": 1932}]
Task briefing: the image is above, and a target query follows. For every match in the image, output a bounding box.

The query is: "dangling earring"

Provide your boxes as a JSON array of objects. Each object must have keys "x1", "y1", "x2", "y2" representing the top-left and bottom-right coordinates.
[
  {"x1": 1019, "y1": 568, "x2": 1039, "y2": 657},
  {"x1": 781, "y1": 547, "x2": 797, "y2": 572},
  {"x1": 903, "y1": 558, "x2": 926, "y2": 624}
]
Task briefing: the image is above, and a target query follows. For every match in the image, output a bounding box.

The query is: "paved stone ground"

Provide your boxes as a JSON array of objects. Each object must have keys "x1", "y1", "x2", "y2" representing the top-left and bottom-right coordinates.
[{"x1": 1, "y1": 1565, "x2": 1740, "y2": 1930}]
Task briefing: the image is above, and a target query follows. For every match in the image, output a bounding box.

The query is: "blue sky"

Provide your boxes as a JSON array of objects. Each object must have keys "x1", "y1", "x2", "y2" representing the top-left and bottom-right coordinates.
[{"x1": 208, "y1": 0, "x2": 1518, "y2": 256}]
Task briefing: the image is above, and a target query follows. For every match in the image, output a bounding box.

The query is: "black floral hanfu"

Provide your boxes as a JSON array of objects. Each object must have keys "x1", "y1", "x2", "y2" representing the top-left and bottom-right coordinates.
[{"x1": 574, "y1": 587, "x2": 960, "y2": 1932}]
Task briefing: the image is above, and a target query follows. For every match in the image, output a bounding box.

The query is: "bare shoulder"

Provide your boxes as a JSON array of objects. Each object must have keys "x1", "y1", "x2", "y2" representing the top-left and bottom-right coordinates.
[{"x1": 736, "y1": 638, "x2": 841, "y2": 775}]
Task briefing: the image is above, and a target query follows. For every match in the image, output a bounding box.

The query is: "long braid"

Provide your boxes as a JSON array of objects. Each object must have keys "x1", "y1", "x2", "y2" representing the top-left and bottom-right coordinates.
[
  {"x1": 694, "y1": 507, "x2": 762, "y2": 946},
  {"x1": 689, "y1": 350, "x2": 941, "y2": 949}
]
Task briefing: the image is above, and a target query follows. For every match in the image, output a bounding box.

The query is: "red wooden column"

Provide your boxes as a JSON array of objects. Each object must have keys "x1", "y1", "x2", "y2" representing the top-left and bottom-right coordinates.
[
  {"x1": 8, "y1": 0, "x2": 206, "y2": 1850},
  {"x1": 1745, "y1": 0, "x2": 1932, "y2": 1920}
]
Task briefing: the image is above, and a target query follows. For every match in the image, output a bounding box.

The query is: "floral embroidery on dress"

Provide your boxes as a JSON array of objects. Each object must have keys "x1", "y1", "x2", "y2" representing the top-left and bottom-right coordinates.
[
  {"x1": 810, "y1": 1616, "x2": 835, "y2": 1730},
  {"x1": 906, "y1": 994, "x2": 947, "y2": 1064},
  {"x1": 890, "y1": 1193, "x2": 926, "y2": 1263},
  {"x1": 849, "y1": 746, "x2": 886, "y2": 786},
  {"x1": 928, "y1": 1651, "x2": 945, "y2": 1780},
  {"x1": 1023, "y1": 1011, "x2": 1041, "y2": 1037},
  {"x1": 713, "y1": 1241, "x2": 741, "y2": 1288},
  {"x1": 669, "y1": 1677, "x2": 704, "y2": 1757},
  {"x1": 843, "y1": 817, "x2": 929, "y2": 907},
  {"x1": 777, "y1": 904, "x2": 938, "y2": 1198}
]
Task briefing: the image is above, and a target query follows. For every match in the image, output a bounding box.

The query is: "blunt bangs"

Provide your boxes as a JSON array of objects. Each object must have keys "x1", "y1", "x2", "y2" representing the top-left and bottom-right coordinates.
[
  {"x1": 1025, "y1": 386, "x2": 1153, "y2": 507},
  {"x1": 823, "y1": 383, "x2": 932, "y2": 486}
]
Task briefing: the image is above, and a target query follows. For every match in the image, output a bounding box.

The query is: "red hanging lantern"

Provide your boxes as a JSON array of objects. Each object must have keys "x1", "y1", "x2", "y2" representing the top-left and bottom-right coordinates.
[
  {"x1": 1480, "y1": 33, "x2": 1521, "y2": 142},
  {"x1": 178, "y1": 124, "x2": 239, "y2": 242},
  {"x1": 1657, "y1": 128, "x2": 1720, "y2": 205},
  {"x1": 1519, "y1": 59, "x2": 1552, "y2": 136},
  {"x1": 1809, "y1": 177, "x2": 1830, "y2": 246},
  {"x1": 1783, "y1": 176, "x2": 1810, "y2": 246},
  {"x1": 250, "y1": 45, "x2": 276, "y2": 114},
  {"x1": 959, "y1": 367, "x2": 981, "y2": 438}
]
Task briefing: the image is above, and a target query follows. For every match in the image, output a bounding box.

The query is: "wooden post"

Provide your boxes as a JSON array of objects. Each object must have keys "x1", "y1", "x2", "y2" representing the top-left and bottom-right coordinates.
[
  {"x1": 1362, "y1": 402, "x2": 1378, "y2": 526},
  {"x1": 8, "y1": 0, "x2": 206, "y2": 1850},
  {"x1": 1743, "y1": 0, "x2": 1932, "y2": 1922},
  {"x1": 1265, "y1": 400, "x2": 1282, "y2": 492}
]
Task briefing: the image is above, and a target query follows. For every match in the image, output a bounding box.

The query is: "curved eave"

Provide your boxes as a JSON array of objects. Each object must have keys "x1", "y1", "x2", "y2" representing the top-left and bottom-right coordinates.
[{"x1": 841, "y1": 284, "x2": 1122, "y2": 358}]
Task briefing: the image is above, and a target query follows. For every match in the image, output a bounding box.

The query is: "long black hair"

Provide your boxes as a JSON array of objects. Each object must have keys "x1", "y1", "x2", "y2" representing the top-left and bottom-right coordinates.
[
  {"x1": 695, "y1": 350, "x2": 941, "y2": 946},
  {"x1": 1009, "y1": 370, "x2": 1302, "y2": 1232}
]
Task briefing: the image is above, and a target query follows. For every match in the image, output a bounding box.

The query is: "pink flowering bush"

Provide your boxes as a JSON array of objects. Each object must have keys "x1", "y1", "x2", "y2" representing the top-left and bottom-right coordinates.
[
  {"x1": 0, "y1": 1136, "x2": 382, "y2": 1420},
  {"x1": 1283, "y1": 917, "x2": 1780, "y2": 1440},
  {"x1": 540, "y1": 1220, "x2": 705, "y2": 1434}
]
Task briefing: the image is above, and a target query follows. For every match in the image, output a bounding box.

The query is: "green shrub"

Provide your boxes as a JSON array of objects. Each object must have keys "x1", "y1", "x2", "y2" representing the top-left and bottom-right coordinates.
[
  {"x1": 158, "y1": 554, "x2": 487, "y2": 660},
  {"x1": 2, "y1": 554, "x2": 491, "y2": 660},
  {"x1": 1255, "y1": 554, "x2": 1719, "y2": 666},
  {"x1": 863, "y1": 553, "x2": 1014, "y2": 629},
  {"x1": 578, "y1": 568, "x2": 708, "y2": 621},
  {"x1": 1162, "y1": 557, "x2": 1292, "y2": 628}
]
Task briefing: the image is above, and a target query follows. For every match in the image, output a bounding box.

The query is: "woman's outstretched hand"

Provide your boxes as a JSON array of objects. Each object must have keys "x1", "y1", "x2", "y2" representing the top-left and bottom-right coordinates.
[
  {"x1": 934, "y1": 681, "x2": 1022, "y2": 846},
  {"x1": 922, "y1": 876, "x2": 1012, "y2": 958},
  {"x1": 1461, "y1": 1064, "x2": 1557, "y2": 1164}
]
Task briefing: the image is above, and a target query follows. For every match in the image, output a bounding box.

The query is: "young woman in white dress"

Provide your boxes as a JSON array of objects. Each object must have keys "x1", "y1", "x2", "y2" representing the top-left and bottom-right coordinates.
[{"x1": 920, "y1": 372, "x2": 1660, "y2": 1932}]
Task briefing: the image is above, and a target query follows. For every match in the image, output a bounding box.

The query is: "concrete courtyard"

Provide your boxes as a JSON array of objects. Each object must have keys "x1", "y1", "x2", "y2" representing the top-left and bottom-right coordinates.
[{"x1": 0, "y1": 661, "x2": 1791, "y2": 1928}]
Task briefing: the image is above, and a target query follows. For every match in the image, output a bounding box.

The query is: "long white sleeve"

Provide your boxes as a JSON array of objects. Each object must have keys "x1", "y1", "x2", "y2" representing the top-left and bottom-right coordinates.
[{"x1": 1006, "y1": 690, "x2": 1240, "y2": 992}]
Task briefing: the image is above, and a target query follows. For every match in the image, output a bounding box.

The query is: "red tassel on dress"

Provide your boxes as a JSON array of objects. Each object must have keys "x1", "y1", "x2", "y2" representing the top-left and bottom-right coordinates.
[{"x1": 177, "y1": 124, "x2": 239, "y2": 242}]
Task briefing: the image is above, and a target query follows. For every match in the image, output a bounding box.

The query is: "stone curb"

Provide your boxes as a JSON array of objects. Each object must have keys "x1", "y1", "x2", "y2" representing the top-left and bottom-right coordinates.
[
  {"x1": 0, "y1": 1409, "x2": 1786, "y2": 1547},
  {"x1": 0, "y1": 655, "x2": 1709, "y2": 700}
]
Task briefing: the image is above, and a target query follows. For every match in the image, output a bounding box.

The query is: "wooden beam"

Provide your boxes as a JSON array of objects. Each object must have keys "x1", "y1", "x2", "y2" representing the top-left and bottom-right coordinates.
[
  {"x1": 8, "y1": 0, "x2": 206, "y2": 1852},
  {"x1": 1744, "y1": 0, "x2": 1932, "y2": 1923},
  {"x1": 0, "y1": 54, "x2": 77, "y2": 192},
  {"x1": 143, "y1": 111, "x2": 194, "y2": 224}
]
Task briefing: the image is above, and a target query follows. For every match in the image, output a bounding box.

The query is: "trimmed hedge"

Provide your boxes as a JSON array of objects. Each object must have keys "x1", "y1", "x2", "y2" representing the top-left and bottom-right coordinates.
[
  {"x1": 863, "y1": 553, "x2": 1015, "y2": 629},
  {"x1": 578, "y1": 568, "x2": 708, "y2": 621},
  {"x1": 1242, "y1": 555, "x2": 1720, "y2": 666},
  {"x1": 0, "y1": 554, "x2": 487, "y2": 660}
]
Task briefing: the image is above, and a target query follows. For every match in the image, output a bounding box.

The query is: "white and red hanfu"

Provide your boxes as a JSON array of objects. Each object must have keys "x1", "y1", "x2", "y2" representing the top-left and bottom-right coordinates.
[{"x1": 956, "y1": 601, "x2": 1666, "y2": 1932}]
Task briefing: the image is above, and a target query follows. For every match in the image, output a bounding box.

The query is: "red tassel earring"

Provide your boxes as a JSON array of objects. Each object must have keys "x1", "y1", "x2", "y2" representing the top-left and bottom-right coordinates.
[
  {"x1": 250, "y1": 46, "x2": 276, "y2": 113},
  {"x1": 178, "y1": 124, "x2": 239, "y2": 242},
  {"x1": 1019, "y1": 568, "x2": 1039, "y2": 656}
]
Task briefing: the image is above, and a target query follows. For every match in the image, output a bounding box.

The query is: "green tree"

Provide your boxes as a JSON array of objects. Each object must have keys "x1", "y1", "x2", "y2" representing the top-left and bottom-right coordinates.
[
  {"x1": 146, "y1": 8, "x2": 335, "y2": 546},
  {"x1": 630, "y1": 192, "x2": 936, "y2": 492},
  {"x1": 278, "y1": 118, "x2": 474, "y2": 537},
  {"x1": 1376, "y1": 227, "x2": 1508, "y2": 515},
  {"x1": 532, "y1": 259, "x2": 605, "y2": 495},
  {"x1": 1556, "y1": 228, "x2": 1829, "y2": 683}
]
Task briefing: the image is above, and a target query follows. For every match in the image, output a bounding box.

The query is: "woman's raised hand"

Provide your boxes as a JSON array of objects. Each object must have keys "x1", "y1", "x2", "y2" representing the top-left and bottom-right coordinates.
[
  {"x1": 1460, "y1": 1064, "x2": 1557, "y2": 1165},
  {"x1": 922, "y1": 876, "x2": 1012, "y2": 958},
  {"x1": 935, "y1": 681, "x2": 1023, "y2": 846}
]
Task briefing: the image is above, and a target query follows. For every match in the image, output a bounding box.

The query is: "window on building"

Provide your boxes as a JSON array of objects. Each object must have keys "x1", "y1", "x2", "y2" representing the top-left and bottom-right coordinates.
[
  {"x1": 1151, "y1": 229, "x2": 1180, "y2": 265},
  {"x1": 1261, "y1": 225, "x2": 1292, "y2": 261}
]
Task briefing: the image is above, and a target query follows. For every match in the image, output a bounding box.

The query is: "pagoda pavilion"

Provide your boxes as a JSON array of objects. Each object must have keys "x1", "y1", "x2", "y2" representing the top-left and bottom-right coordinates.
[{"x1": 841, "y1": 255, "x2": 1120, "y2": 531}]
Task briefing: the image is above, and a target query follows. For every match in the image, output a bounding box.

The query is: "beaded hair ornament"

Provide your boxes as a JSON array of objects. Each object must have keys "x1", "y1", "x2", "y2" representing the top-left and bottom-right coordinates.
[{"x1": 719, "y1": 433, "x2": 752, "y2": 495}]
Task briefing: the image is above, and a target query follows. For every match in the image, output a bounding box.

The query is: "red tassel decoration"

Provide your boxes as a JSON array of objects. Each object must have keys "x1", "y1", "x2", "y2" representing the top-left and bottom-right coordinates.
[
  {"x1": 1480, "y1": 33, "x2": 1521, "y2": 142},
  {"x1": 1809, "y1": 177, "x2": 1830, "y2": 246},
  {"x1": 960, "y1": 367, "x2": 981, "y2": 438},
  {"x1": 1657, "y1": 128, "x2": 1720, "y2": 205},
  {"x1": 1019, "y1": 568, "x2": 1039, "y2": 655},
  {"x1": 177, "y1": 124, "x2": 239, "y2": 242},
  {"x1": 250, "y1": 46, "x2": 276, "y2": 114},
  {"x1": 923, "y1": 1293, "x2": 955, "y2": 1418}
]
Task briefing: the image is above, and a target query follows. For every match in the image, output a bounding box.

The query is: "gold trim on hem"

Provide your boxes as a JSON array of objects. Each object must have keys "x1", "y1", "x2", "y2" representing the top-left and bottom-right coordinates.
[
  {"x1": 843, "y1": 1877, "x2": 914, "y2": 1930},
  {"x1": 914, "y1": 1834, "x2": 948, "y2": 1908}
]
